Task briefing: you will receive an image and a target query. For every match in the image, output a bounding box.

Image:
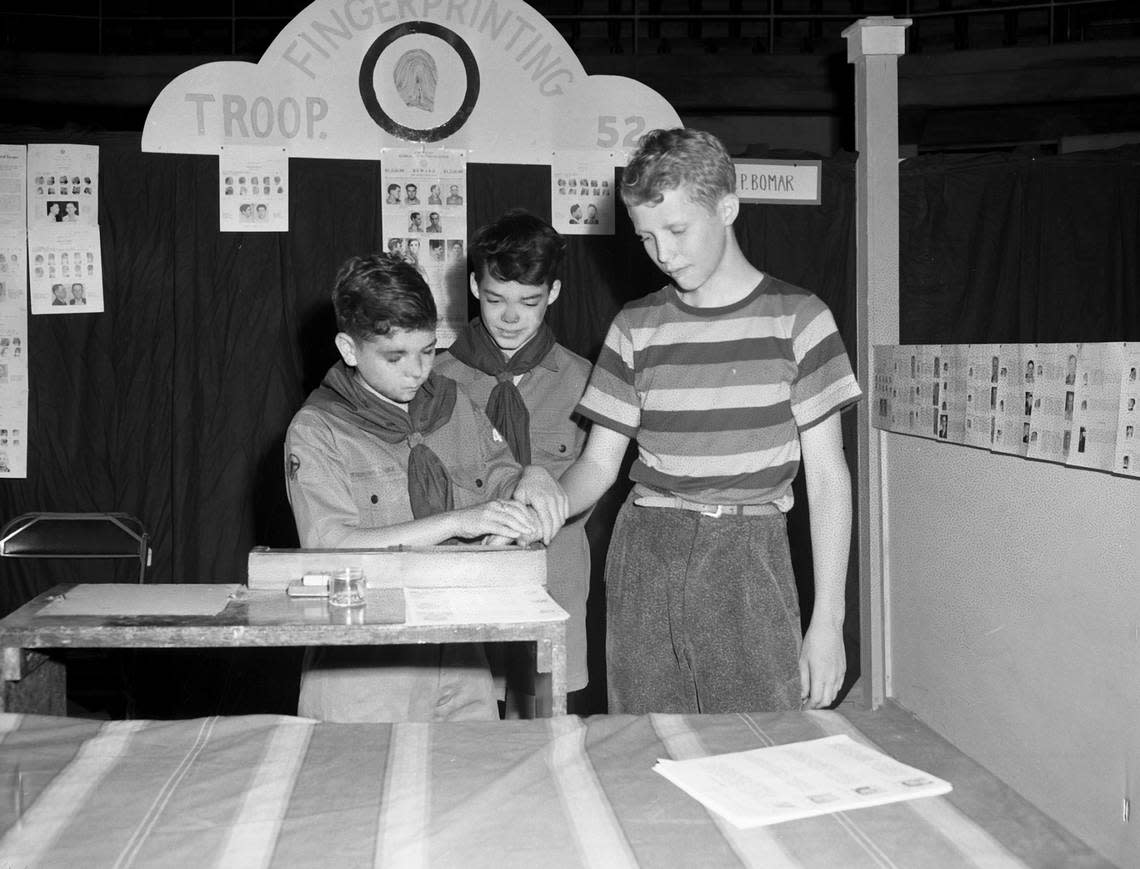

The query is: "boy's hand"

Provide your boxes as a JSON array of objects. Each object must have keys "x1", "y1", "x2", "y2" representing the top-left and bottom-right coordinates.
[
  {"x1": 798, "y1": 621, "x2": 846, "y2": 709},
  {"x1": 455, "y1": 499, "x2": 540, "y2": 542},
  {"x1": 510, "y1": 466, "x2": 568, "y2": 544}
]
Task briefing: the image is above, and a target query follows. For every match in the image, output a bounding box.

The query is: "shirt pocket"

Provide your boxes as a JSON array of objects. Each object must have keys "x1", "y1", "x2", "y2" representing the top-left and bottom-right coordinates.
[
  {"x1": 348, "y1": 462, "x2": 408, "y2": 527},
  {"x1": 448, "y1": 455, "x2": 496, "y2": 506},
  {"x1": 530, "y1": 415, "x2": 584, "y2": 477}
]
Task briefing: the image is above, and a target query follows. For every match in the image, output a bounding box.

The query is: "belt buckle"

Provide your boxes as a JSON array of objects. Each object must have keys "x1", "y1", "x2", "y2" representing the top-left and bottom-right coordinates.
[{"x1": 699, "y1": 504, "x2": 725, "y2": 518}]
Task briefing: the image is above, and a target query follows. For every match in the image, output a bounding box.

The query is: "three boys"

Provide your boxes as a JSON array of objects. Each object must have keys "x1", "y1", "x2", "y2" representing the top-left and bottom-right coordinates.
[{"x1": 288, "y1": 126, "x2": 859, "y2": 720}]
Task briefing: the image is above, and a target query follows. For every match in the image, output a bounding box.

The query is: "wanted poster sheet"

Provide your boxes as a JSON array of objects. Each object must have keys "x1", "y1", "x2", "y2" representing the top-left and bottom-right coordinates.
[
  {"x1": 1067, "y1": 343, "x2": 1123, "y2": 472},
  {"x1": 963, "y1": 344, "x2": 997, "y2": 449},
  {"x1": 219, "y1": 145, "x2": 288, "y2": 232},
  {"x1": 901, "y1": 345, "x2": 936, "y2": 438},
  {"x1": 1026, "y1": 343, "x2": 1079, "y2": 463},
  {"x1": 27, "y1": 144, "x2": 98, "y2": 229},
  {"x1": 1114, "y1": 343, "x2": 1140, "y2": 477},
  {"x1": 552, "y1": 151, "x2": 616, "y2": 235},
  {"x1": 990, "y1": 344, "x2": 1029, "y2": 456},
  {"x1": 933, "y1": 344, "x2": 968, "y2": 444},
  {"x1": 381, "y1": 148, "x2": 467, "y2": 347},
  {"x1": 890, "y1": 346, "x2": 922, "y2": 437},
  {"x1": 871, "y1": 346, "x2": 894, "y2": 431},
  {"x1": 0, "y1": 231, "x2": 28, "y2": 478},
  {"x1": 0, "y1": 146, "x2": 28, "y2": 233},
  {"x1": 28, "y1": 226, "x2": 103, "y2": 314}
]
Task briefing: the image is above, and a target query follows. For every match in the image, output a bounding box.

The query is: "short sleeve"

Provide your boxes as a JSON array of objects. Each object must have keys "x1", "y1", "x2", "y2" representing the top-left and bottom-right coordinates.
[
  {"x1": 575, "y1": 315, "x2": 641, "y2": 438},
  {"x1": 789, "y1": 300, "x2": 862, "y2": 430},
  {"x1": 285, "y1": 410, "x2": 360, "y2": 548}
]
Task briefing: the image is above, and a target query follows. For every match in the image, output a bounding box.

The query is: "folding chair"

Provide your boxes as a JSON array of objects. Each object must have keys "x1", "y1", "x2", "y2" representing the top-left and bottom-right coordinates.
[
  {"x1": 0, "y1": 512, "x2": 152, "y2": 717},
  {"x1": 0, "y1": 512, "x2": 151, "y2": 583}
]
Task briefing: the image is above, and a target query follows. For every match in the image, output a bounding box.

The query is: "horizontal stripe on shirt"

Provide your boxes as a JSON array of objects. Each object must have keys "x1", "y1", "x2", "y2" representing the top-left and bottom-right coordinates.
[
  {"x1": 635, "y1": 335, "x2": 792, "y2": 372},
  {"x1": 637, "y1": 440, "x2": 800, "y2": 478},
  {"x1": 642, "y1": 383, "x2": 791, "y2": 413},
  {"x1": 629, "y1": 312, "x2": 796, "y2": 346},
  {"x1": 641, "y1": 403, "x2": 794, "y2": 437}
]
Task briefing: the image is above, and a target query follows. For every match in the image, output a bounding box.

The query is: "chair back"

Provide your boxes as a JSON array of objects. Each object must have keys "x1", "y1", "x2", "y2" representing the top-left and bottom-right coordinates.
[{"x1": 0, "y1": 512, "x2": 151, "y2": 583}]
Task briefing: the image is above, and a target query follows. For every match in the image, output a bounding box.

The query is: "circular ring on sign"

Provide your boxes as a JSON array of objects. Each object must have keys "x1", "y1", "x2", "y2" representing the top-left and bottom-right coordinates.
[{"x1": 358, "y1": 21, "x2": 480, "y2": 143}]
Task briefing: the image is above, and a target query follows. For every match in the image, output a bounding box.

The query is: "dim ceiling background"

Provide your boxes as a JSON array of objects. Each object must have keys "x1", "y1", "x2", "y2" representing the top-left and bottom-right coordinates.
[{"x1": 2, "y1": 0, "x2": 1140, "y2": 156}]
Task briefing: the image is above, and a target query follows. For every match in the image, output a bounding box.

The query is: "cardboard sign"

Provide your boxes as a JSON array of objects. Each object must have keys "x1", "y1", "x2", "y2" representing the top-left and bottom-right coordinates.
[
  {"x1": 142, "y1": 0, "x2": 681, "y2": 164},
  {"x1": 734, "y1": 159, "x2": 822, "y2": 205}
]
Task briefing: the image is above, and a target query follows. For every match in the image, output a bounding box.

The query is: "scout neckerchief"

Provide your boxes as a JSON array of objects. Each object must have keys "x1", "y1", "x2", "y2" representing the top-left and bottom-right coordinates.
[
  {"x1": 305, "y1": 360, "x2": 458, "y2": 518},
  {"x1": 447, "y1": 318, "x2": 556, "y2": 465}
]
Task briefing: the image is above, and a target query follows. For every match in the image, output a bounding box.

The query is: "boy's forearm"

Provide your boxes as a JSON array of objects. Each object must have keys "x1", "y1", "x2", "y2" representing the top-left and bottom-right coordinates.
[
  {"x1": 804, "y1": 463, "x2": 852, "y2": 630},
  {"x1": 558, "y1": 424, "x2": 630, "y2": 517},
  {"x1": 326, "y1": 513, "x2": 465, "y2": 549},
  {"x1": 559, "y1": 459, "x2": 618, "y2": 517}
]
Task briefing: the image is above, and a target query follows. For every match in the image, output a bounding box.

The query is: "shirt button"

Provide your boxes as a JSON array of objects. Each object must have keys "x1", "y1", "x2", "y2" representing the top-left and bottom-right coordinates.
[
  {"x1": 558, "y1": 444, "x2": 567, "y2": 453},
  {"x1": 475, "y1": 478, "x2": 483, "y2": 487},
  {"x1": 371, "y1": 494, "x2": 378, "y2": 504}
]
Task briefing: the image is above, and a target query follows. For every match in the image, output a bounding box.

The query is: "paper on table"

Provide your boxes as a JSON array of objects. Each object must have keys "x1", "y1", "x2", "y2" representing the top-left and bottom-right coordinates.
[
  {"x1": 654, "y1": 734, "x2": 952, "y2": 828},
  {"x1": 36, "y1": 584, "x2": 239, "y2": 617},
  {"x1": 402, "y1": 585, "x2": 567, "y2": 626}
]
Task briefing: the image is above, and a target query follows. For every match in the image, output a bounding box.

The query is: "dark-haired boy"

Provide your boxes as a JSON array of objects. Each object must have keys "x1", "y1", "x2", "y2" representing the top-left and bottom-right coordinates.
[
  {"x1": 520, "y1": 128, "x2": 861, "y2": 715},
  {"x1": 436, "y1": 208, "x2": 593, "y2": 713},
  {"x1": 285, "y1": 253, "x2": 564, "y2": 722}
]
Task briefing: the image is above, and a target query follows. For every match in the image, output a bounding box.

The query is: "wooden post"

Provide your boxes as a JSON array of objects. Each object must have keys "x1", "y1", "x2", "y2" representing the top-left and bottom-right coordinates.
[{"x1": 842, "y1": 16, "x2": 909, "y2": 710}]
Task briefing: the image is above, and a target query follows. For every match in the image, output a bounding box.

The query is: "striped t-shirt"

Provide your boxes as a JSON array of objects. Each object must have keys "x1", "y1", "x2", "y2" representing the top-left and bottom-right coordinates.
[{"x1": 575, "y1": 275, "x2": 861, "y2": 511}]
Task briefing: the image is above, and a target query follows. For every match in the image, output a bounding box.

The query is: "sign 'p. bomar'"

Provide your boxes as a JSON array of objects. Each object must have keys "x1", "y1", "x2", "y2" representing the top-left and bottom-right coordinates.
[{"x1": 142, "y1": 0, "x2": 681, "y2": 164}]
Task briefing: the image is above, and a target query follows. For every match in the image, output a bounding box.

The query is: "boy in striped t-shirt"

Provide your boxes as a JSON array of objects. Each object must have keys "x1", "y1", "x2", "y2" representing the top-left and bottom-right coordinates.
[{"x1": 515, "y1": 128, "x2": 861, "y2": 715}]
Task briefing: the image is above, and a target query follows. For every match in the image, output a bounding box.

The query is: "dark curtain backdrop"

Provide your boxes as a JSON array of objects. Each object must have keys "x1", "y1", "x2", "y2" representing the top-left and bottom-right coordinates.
[{"x1": 1, "y1": 128, "x2": 1136, "y2": 712}]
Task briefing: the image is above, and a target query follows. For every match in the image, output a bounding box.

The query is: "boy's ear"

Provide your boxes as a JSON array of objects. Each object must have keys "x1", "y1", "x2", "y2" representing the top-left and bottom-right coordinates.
[
  {"x1": 468, "y1": 272, "x2": 481, "y2": 300},
  {"x1": 334, "y1": 332, "x2": 358, "y2": 367},
  {"x1": 546, "y1": 279, "x2": 562, "y2": 306},
  {"x1": 719, "y1": 192, "x2": 740, "y2": 227}
]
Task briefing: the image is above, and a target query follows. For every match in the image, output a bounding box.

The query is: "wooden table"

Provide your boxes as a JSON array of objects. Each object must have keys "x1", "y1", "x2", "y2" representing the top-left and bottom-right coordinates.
[{"x1": 0, "y1": 584, "x2": 568, "y2": 717}]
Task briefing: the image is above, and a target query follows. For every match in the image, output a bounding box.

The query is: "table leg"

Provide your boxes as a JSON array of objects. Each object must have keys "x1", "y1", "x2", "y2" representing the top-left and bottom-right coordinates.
[
  {"x1": 1, "y1": 649, "x2": 66, "y2": 715},
  {"x1": 533, "y1": 624, "x2": 567, "y2": 717}
]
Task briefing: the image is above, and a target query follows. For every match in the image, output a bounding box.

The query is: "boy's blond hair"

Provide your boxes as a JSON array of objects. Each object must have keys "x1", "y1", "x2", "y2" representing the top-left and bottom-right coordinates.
[{"x1": 620, "y1": 128, "x2": 736, "y2": 212}]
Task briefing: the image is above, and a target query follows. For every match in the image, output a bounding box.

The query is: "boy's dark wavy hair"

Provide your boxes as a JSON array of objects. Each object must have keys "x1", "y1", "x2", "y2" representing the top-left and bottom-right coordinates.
[
  {"x1": 332, "y1": 253, "x2": 437, "y2": 341},
  {"x1": 468, "y1": 208, "x2": 566, "y2": 288}
]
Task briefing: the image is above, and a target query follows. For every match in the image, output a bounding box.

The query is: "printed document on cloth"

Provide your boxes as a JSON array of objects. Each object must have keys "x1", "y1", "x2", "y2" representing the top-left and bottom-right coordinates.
[{"x1": 654, "y1": 734, "x2": 952, "y2": 828}]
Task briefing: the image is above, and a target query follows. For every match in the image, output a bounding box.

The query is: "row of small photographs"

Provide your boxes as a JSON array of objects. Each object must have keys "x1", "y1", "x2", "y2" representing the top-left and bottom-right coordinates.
[
  {"x1": 37, "y1": 186, "x2": 92, "y2": 197},
  {"x1": 226, "y1": 185, "x2": 285, "y2": 196},
  {"x1": 50, "y1": 282, "x2": 88, "y2": 305},
  {"x1": 386, "y1": 237, "x2": 464, "y2": 265},
  {"x1": 567, "y1": 203, "x2": 600, "y2": 225},
  {"x1": 34, "y1": 264, "x2": 95, "y2": 279},
  {"x1": 0, "y1": 428, "x2": 21, "y2": 445},
  {"x1": 35, "y1": 175, "x2": 92, "y2": 186},
  {"x1": 0, "y1": 337, "x2": 22, "y2": 357},
  {"x1": 401, "y1": 211, "x2": 453, "y2": 234},
  {"x1": 385, "y1": 183, "x2": 464, "y2": 207},
  {"x1": 558, "y1": 188, "x2": 612, "y2": 197},
  {"x1": 44, "y1": 201, "x2": 82, "y2": 222},
  {"x1": 558, "y1": 177, "x2": 610, "y2": 189},
  {"x1": 238, "y1": 203, "x2": 273, "y2": 222},
  {"x1": 34, "y1": 251, "x2": 94, "y2": 263},
  {"x1": 225, "y1": 174, "x2": 283, "y2": 187},
  {"x1": 0, "y1": 253, "x2": 19, "y2": 274},
  {"x1": 980, "y1": 355, "x2": 1080, "y2": 385}
]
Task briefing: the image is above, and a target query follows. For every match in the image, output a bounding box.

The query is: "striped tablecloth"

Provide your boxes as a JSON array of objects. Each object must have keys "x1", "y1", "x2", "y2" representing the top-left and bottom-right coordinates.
[{"x1": 0, "y1": 708, "x2": 1106, "y2": 868}]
